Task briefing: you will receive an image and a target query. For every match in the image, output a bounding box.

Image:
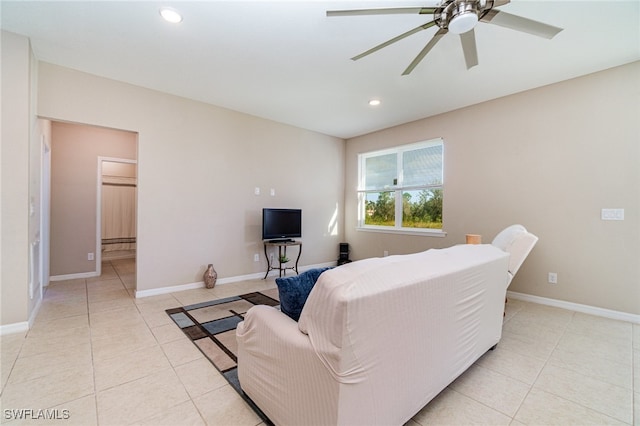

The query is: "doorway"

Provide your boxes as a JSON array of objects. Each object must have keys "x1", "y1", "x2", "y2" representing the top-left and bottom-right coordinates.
[
  {"x1": 97, "y1": 158, "x2": 137, "y2": 270},
  {"x1": 48, "y1": 121, "x2": 137, "y2": 282}
]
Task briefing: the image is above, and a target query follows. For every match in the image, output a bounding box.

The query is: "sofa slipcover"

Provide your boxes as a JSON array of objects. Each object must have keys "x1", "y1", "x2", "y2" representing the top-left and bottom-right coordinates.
[{"x1": 237, "y1": 244, "x2": 511, "y2": 425}]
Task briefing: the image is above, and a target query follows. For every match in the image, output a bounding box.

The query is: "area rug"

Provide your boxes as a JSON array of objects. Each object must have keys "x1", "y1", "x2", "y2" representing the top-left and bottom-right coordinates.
[{"x1": 166, "y1": 288, "x2": 280, "y2": 424}]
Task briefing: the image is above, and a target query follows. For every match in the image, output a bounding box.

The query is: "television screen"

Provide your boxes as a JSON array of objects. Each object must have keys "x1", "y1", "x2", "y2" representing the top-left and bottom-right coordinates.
[{"x1": 262, "y1": 208, "x2": 302, "y2": 241}]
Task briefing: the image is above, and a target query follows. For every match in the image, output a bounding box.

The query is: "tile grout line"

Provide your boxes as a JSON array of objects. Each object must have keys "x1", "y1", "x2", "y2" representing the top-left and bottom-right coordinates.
[
  {"x1": 87, "y1": 270, "x2": 101, "y2": 426},
  {"x1": 521, "y1": 310, "x2": 633, "y2": 425},
  {"x1": 509, "y1": 308, "x2": 574, "y2": 423},
  {"x1": 0, "y1": 335, "x2": 26, "y2": 398},
  {"x1": 115, "y1": 259, "x2": 210, "y2": 426}
]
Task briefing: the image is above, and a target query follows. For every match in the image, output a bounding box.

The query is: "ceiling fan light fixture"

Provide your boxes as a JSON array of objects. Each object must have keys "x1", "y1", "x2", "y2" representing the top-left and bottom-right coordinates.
[
  {"x1": 160, "y1": 7, "x2": 183, "y2": 24},
  {"x1": 448, "y1": 12, "x2": 478, "y2": 34}
]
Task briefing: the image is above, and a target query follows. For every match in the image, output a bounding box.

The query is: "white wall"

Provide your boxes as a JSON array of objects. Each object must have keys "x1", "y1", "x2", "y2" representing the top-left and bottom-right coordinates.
[
  {"x1": 345, "y1": 62, "x2": 640, "y2": 315},
  {"x1": 37, "y1": 62, "x2": 345, "y2": 294}
]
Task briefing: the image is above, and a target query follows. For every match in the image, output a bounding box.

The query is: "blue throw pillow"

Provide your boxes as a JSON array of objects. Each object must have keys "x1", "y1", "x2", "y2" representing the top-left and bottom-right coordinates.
[{"x1": 276, "y1": 267, "x2": 331, "y2": 321}]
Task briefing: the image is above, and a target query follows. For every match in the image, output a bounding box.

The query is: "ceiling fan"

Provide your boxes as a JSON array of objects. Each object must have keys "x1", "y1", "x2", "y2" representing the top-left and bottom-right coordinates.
[{"x1": 327, "y1": 0, "x2": 562, "y2": 75}]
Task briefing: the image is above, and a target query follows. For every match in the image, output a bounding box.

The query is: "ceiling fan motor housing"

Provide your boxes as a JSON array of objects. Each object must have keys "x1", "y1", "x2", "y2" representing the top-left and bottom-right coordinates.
[{"x1": 436, "y1": 0, "x2": 487, "y2": 33}]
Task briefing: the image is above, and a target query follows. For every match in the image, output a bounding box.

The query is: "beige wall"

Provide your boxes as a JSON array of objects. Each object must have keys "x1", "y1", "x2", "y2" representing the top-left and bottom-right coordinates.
[
  {"x1": 345, "y1": 62, "x2": 640, "y2": 315},
  {"x1": 50, "y1": 122, "x2": 137, "y2": 276},
  {"x1": 1, "y1": 31, "x2": 36, "y2": 327},
  {"x1": 38, "y1": 62, "x2": 345, "y2": 293},
  {"x1": 3, "y1": 29, "x2": 635, "y2": 328},
  {"x1": 1, "y1": 30, "x2": 47, "y2": 327}
]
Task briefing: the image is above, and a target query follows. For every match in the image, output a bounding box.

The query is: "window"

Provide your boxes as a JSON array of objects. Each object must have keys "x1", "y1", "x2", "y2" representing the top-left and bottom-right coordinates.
[{"x1": 357, "y1": 138, "x2": 444, "y2": 235}]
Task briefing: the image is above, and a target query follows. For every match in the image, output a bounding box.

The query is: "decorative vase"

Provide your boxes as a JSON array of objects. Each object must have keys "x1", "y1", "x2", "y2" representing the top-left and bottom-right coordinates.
[{"x1": 204, "y1": 264, "x2": 217, "y2": 289}]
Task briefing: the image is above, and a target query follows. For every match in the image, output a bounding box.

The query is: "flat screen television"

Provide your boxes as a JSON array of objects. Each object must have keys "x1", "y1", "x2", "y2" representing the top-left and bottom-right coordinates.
[{"x1": 262, "y1": 208, "x2": 302, "y2": 242}]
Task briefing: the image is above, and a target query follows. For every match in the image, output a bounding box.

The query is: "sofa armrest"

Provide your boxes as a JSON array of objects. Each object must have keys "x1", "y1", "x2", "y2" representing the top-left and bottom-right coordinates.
[
  {"x1": 237, "y1": 305, "x2": 310, "y2": 352},
  {"x1": 236, "y1": 305, "x2": 339, "y2": 425}
]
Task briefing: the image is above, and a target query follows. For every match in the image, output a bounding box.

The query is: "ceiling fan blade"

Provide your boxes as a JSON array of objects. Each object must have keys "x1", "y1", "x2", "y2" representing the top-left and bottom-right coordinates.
[
  {"x1": 327, "y1": 7, "x2": 438, "y2": 17},
  {"x1": 402, "y1": 28, "x2": 448, "y2": 75},
  {"x1": 460, "y1": 30, "x2": 478, "y2": 69},
  {"x1": 481, "y1": 10, "x2": 562, "y2": 39},
  {"x1": 352, "y1": 21, "x2": 437, "y2": 61},
  {"x1": 491, "y1": 0, "x2": 511, "y2": 7}
]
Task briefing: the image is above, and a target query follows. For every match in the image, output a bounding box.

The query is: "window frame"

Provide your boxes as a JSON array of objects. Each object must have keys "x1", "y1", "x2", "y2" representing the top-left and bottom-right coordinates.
[{"x1": 356, "y1": 138, "x2": 446, "y2": 237}]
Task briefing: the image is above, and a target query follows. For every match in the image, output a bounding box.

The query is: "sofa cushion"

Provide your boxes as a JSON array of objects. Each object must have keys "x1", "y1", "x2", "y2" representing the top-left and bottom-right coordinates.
[{"x1": 276, "y1": 267, "x2": 331, "y2": 321}]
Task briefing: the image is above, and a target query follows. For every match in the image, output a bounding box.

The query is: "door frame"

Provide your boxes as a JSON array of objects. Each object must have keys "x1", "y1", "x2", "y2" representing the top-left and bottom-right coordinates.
[{"x1": 39, "y1": 134, "x2": 51, "y2": 297}]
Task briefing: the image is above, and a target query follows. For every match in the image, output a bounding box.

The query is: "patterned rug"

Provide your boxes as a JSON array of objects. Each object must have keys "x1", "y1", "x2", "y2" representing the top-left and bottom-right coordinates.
[{"x1": 166, "y1": 288, "x2": 280, "y2": 424}]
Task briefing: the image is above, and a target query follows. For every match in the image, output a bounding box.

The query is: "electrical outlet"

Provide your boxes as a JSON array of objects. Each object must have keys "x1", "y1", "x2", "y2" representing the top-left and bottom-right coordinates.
[
  {"x1": 383, "y1": 250, "x2": 389, "y2": 257},
  {"x1": 548, "y1": 272, "x2": 558, "y2": 284},
  {"x1": 254, "y1": 254, "x2": 260, "y2": 262},
  {"x1": 88, "y1": 252, "x2": 94, "y2": 261}
]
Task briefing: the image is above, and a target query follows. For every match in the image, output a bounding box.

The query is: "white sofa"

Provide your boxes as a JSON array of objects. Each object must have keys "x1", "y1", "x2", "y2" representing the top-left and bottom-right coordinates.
[{"x1": 237, "y1": 228, "x2": 537, "y2": 425}]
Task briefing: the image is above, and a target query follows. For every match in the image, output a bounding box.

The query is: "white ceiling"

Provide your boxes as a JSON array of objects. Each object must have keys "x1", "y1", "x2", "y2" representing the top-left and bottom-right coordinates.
[{"x1": 2, "y1": 1, "x2": 639, "y2": 138}]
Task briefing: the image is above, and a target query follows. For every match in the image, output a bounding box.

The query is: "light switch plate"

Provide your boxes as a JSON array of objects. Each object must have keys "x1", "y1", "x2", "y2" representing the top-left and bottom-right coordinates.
[{"x1": 601, "y1": 209, "x2": 624, "y2": 220}]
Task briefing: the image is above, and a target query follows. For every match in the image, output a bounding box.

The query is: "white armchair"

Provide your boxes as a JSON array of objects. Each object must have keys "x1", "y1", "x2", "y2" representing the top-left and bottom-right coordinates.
[{"x1": 491, "y1": 224, "x2": 538, "y2": 284}]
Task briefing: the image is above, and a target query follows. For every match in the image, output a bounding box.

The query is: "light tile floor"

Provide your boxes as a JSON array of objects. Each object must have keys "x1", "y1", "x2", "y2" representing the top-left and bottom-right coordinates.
[{"x1": 1, "y1": 258, "x2": 638, "y2": 425}]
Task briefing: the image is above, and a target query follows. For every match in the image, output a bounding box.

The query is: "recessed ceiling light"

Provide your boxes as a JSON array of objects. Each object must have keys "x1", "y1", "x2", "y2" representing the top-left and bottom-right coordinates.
[
  {"x1": 160, "y1": 7, "x2": 183, "y2": 24},
  {"x1": 368, "y1": 99, "x2": 381, "y2": 106}
]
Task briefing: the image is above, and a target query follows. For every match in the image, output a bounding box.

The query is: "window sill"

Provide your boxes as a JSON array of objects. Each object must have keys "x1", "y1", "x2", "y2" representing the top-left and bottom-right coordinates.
[{"x1": 356, "y1": 226, "x2": 447, "y2": 238}]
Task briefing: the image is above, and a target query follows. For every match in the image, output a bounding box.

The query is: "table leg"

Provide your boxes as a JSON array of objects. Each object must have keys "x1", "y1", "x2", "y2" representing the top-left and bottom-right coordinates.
[
  {"x1": 263, "y1": 243, "x2": 270, "y2": 279},
  {"x1": 294, "y1": 244, "x2": 301, "y2": 274}
]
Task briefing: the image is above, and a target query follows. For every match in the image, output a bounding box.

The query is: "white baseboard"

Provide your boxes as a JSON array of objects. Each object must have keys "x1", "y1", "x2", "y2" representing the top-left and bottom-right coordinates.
[
  {"x1": 0, "y1": 321, "x2": 29, "y2": 336},
  {"x1": 0, "y1": 297, "x2": 43, "y2": 336},
  {"x1": 507, "y1": 291, "x2": 640, "y2": 324},
  {"x1": 5, "y1": 272, "x2": 637, "y2": 332},
  {"x1": 50, "y1": 271, "x2": 99, "y2": 281},
  {"x1": 135, "y1": 262, "x2": 337, "y2": 299},
  {"x1": 135, "y1": 281, "x2": 204, "y2": 298}
]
